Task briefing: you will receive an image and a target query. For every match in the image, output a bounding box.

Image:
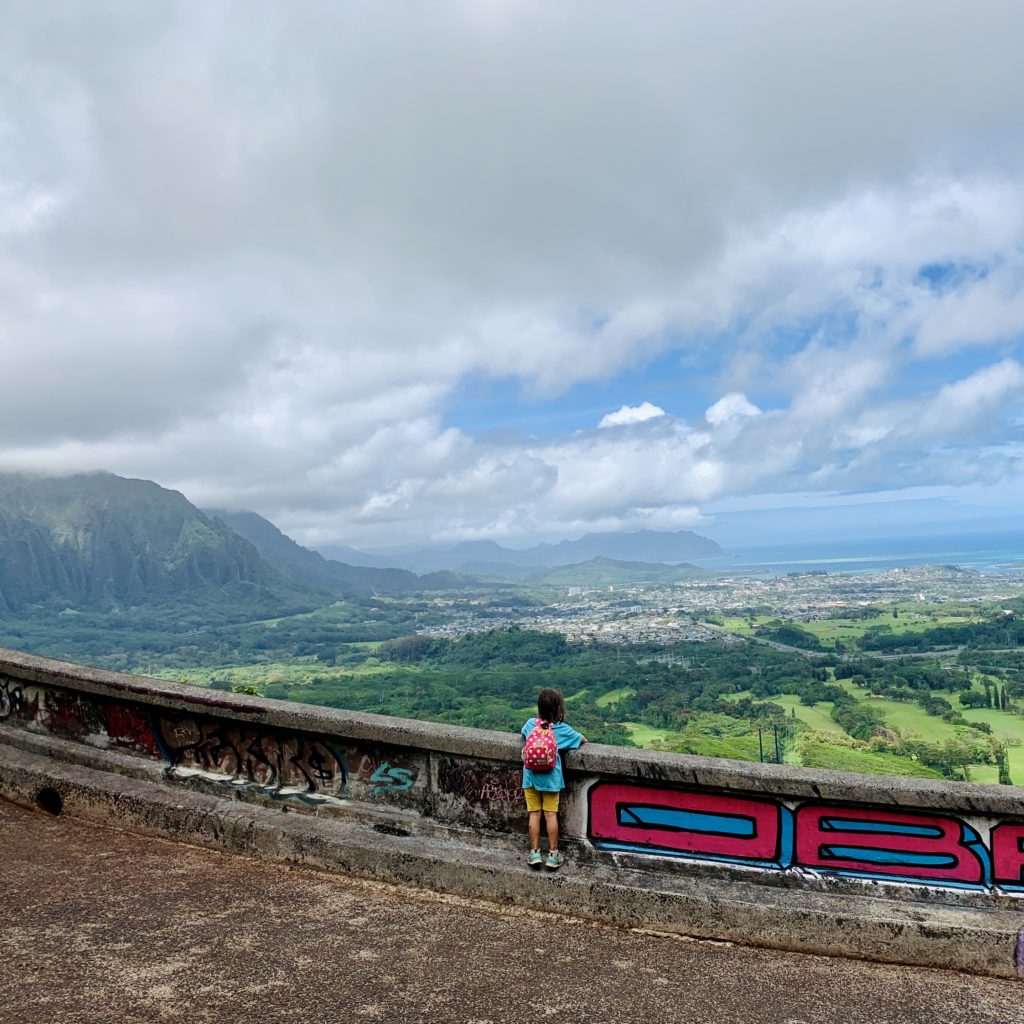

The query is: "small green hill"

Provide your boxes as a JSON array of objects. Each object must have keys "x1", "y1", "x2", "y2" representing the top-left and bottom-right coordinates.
[{"x1": 531, "y1": 556, "x2": 711, "y2": 588}]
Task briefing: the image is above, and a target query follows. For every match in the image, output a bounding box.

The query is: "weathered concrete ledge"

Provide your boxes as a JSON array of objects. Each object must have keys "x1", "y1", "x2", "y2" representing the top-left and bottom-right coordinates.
[{"x1": 2, "y1": 646, "x2": 1024, "y2": 977}]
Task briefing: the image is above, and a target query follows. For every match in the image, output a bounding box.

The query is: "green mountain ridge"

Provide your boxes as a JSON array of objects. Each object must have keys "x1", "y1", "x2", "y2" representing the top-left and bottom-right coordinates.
[
  {"x1": 0, "y1": 473, "x2": 316, "y2": 614},
  {"x1": 0, "y1": 472, "x2": 711, "y2": 625}
]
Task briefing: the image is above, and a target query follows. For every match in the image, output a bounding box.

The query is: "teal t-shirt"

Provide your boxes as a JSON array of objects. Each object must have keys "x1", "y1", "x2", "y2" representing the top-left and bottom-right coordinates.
[{"x1": 521, "y1": 718, "x2": 584, "y2": 792}]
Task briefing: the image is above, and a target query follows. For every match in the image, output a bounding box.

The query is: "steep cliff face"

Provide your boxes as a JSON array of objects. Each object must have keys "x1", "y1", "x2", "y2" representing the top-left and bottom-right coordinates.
[{"x1": 0, "y1": 473, "x2": 302, "y2": 612}]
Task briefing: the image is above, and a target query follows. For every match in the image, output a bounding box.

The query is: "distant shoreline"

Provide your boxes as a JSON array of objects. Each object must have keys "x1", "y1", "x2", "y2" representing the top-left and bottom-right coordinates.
[{"x1": 695, "y1": 529, "x2": 1024, "y2": 577}]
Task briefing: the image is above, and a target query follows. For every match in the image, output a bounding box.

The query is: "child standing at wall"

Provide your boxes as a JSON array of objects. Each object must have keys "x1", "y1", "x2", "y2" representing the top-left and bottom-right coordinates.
[{"x1": 521, "y1": 687, "x2": 586, "y2": 870}]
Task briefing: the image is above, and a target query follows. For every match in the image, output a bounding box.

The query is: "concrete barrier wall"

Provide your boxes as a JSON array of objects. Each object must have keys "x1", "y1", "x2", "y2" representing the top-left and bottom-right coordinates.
[{"x1": 4, "y1": 647, "x2": 1024, "y2": 899}]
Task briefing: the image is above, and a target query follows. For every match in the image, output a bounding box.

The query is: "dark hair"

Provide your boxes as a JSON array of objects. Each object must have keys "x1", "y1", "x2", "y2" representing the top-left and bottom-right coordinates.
[{"x1": 537, "y1": 687, "x2": 565, "y2": 724}]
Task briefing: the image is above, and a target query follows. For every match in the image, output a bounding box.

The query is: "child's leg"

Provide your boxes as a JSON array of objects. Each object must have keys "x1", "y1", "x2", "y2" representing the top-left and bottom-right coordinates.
[
  {"x1": 543, "y1": 809, "x2": 559, "y2": 852},
  {"x1": 529, "y1": 810, "x2": 542, "y2": 850}
]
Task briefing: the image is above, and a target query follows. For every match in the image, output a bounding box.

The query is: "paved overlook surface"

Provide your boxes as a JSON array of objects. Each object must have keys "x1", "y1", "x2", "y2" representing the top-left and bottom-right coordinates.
[{"x1": 1, "y1": 800, "x2": 1022, "y2": 1024}]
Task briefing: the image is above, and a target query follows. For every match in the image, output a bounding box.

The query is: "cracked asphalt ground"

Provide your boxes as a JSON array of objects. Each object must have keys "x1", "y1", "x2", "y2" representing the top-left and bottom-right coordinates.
[{"x1": 1, "y1": 798, "x2": 1022, "y2": 1024}]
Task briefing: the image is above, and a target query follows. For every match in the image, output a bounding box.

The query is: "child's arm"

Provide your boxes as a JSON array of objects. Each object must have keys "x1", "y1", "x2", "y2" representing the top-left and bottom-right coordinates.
[{"x1": 556, "y1": 722, "x2": 586, "y2": 749}]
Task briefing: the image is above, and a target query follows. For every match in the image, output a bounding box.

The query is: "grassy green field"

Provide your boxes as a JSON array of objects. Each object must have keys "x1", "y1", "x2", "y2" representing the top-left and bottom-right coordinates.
[
  {"x1": 156, "y1": 650, "x2": 397, "y2": 691},
  {"x1": 956, "y1": 705, "x2": 1024, "y2": 784},
  {"x1": 831, "y1": 676, "x2": 1024, "y2": 782},
  {"x1": 718, "y1": 604, "x2": 983, "y2": 648},
  {"x1": 596, "y1": 686, "x2": 636, "y2": 708},
  {"x1": 798, "y1": 606, "x2": 980, "y2": 644},
  {"x1": 865, "y1": 698, "x2": 964, "y2": 742},
  {"x1": 622, "y1": 722, "x2": 680, "y2": 746},
  {"x1": 718, "y1": 616, "x2": 766, "y2": 635},
  {"x1": 623, "y1": 721, "x2": 762, "y2": 761},
  {"x1": 677, "y1": 676, "x2": 1024, "y2": 781},
  {"x1": 766, "y1": 694, "x2": 847, "y2": 735},
  {"x1": 958, "y1": 706, "x2": 1024, "y2": 741},
  {"x1": 798, "y1": 739, "x2": 943, "y2": 779}
]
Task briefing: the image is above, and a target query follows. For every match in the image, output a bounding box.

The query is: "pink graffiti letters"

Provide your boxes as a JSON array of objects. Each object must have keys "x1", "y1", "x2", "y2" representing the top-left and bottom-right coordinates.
[
  {"x1": 589, "y1": 783, "x2": 790, "y2": 867},
  {"x1": 992, "y1": 823, "x2": 1024, "y2": 891},
  {"x1": 588, "y1": 782, "x2": 1018, "y2": 893},
  {"x1": 794, "y1": 804, "x2": 989, "y2": 887}
]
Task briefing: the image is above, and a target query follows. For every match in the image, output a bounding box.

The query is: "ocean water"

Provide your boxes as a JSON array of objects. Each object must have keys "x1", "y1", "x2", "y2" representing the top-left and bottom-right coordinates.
[{"x1": 694, "y1": 530, "x2": 1024, "y2": 576}]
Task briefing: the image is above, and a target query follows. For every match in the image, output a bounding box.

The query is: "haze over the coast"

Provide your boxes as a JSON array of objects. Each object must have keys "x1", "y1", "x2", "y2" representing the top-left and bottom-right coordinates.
[{"x1": 3, "y1": 1, "x2": 1024, "y2": 550}]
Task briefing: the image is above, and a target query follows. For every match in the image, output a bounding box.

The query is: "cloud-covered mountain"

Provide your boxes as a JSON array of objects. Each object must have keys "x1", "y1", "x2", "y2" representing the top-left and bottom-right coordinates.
[{"x1": 208, "y1": 509, "x2": 478, "y2": 596}]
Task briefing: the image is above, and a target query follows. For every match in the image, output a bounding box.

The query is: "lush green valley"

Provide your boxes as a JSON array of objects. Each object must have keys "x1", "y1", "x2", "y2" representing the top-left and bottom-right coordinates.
[
  {"x1": 4, "y1": 471, "x2": 1024, "y2": 786},
  {"x1": 118, "y1": 613, "x2": 1024, "y2": 786}
]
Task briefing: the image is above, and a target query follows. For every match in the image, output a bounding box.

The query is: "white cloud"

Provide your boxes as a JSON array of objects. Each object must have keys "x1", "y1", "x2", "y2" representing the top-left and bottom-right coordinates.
[
  {"x1": 2, "y1": 3, "x2": 1024, "y2": 546},
  {"x1": 705, "y1": 393, "x2": 761, "y2": 427},
  {"x1": 908, "y1": 359, "x2": 1024, "y2": 441},
  {"x1": 599, "y1": 402, "x2": 666, "y2": 428},
  {"x1": 916, "y1": 273, "x2": 1024, "y2": 356}
]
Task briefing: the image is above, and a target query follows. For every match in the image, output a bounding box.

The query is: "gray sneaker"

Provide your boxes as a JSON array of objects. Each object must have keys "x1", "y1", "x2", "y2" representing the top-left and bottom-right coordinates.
[{"x1": 545, "y1": 850, "x2": 564, "y2": 871}]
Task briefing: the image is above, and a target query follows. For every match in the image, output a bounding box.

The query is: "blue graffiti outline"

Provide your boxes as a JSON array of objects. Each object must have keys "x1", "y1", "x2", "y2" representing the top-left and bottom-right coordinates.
[
  {"x1": 617, "y1": 805, "x2": 757, "y2": 837},
  {"x1": 820, "y1": 817, "x2": 944, "y2": 838},
  {"x1": 370, "y1": 762, "x2": 414, "y2": 795}
]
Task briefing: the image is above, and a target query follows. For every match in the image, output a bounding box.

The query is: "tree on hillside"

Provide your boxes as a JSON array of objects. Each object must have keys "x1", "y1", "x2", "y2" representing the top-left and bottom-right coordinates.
[
  {"x1": 997, "y1": 746, "x2": 1014, "y2": 786},
  {"x1": 832, "y1": 702, "x2": 886, "y2": 741},
  {"x1": 959, "y1": 690, "x2": 988, "y2": 708}
]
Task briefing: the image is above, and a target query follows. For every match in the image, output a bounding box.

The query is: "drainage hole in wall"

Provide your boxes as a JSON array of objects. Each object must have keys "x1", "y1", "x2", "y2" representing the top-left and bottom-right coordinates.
[
  {"x1": 372, "y1": 821, "x2": 411, "y2": 838},
  {"x1": 36, "y1": 787, "x2": 63, "y2": 816}
]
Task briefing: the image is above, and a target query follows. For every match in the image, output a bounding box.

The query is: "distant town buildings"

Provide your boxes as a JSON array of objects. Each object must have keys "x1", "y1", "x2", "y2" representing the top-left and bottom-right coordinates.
[{"x1": 416, "y1": 565, "x2": 1024, "y2": 646}]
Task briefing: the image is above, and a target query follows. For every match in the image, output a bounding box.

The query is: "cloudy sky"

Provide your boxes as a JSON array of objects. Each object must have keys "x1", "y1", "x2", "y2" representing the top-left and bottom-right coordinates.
[{"x1": 4, "y1": 1, "x2": 1024, "y2": 551}]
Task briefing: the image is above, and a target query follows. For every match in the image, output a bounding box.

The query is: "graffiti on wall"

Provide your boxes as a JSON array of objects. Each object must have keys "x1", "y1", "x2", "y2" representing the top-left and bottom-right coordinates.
[
  {"x1": 589, "y1": 782, "x2": 791, "y2": 869},
  {"x1": 0, "y1": 678, "x2": 39, "y2": 725},
  {"x1": 0, "y1": 676, "x2": 157, "y2": 757},
  {"x1": 152, "y1": 715, "x2": 426, "y2": 805},
  {"x1": 153, "y1": 713, "x2": 353, "y2": 796},
  {"x1": 352, "y1": 753, "x2": 416, "y2": 795},
  {"x1": 437, "y1": 758, "x2": 524, "y2": 810},
  {"x1": 6, "y1": 671, "x2": 1024, "y2": 897},
  {"x1": 103, "y1": 703, "x2": 161, "y2": 757},
  {"x1": 589, "y1": 781, "x2": 1024, "y2": 894},
  {"x1": 0, "y1": 677, "x2": 424, "y2": 807}
]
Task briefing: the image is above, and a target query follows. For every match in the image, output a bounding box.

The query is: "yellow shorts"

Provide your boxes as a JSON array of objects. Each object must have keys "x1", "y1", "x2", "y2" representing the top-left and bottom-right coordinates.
[{"x1": 524, "y1": 787, "x2": 560, "y2": 813}]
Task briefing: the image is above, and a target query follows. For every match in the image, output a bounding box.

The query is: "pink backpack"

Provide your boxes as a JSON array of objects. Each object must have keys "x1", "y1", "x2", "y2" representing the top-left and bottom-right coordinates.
[{"x1": 523, "y1": 719, "x2": 559, "y2": 772}]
